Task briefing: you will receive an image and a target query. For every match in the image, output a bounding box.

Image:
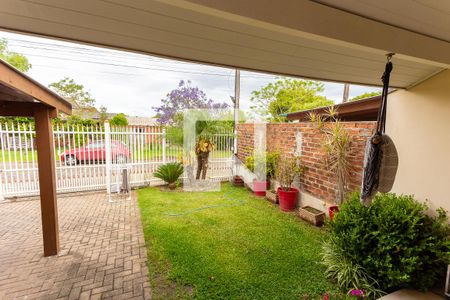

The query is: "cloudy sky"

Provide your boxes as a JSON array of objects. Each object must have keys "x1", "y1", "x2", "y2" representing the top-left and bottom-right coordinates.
[{"x1": 0, "y1": 30, "x2": 380, "y2": 118}]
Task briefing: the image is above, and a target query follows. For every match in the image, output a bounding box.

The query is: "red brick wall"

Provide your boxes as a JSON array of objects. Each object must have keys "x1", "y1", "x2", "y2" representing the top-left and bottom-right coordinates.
[
  {"x1": 237, "y1": 122, "x2": 376, "y2": 204},
  {"x1": 236, "y1": 124, "x2": 255, "y2": 162}
]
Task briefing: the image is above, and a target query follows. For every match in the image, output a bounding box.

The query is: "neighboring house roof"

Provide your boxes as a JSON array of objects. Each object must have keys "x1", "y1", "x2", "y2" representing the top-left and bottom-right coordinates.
[
  {"x1": 72, "y1": 108, "x2": 157, "y2": 126},
  {"x1": 286, "y1": 95, "x2": 381, "y2": 122},
  {"x1": 125, "y1": 116, "x2": 158, "y2": 126},
  {"x1": 75, "y1": 107, "x2": 100, "y2": 119}
]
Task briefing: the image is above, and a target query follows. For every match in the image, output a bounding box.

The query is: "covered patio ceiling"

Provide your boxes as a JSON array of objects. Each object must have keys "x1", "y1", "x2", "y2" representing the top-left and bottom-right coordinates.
[{"x1": 0, "y1": 0, "x2": 449, "y2": 88}]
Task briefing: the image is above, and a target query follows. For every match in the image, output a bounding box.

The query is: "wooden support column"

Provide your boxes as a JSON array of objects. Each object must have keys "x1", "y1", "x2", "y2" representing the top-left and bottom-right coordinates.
[{"x1": 34, "y1": 106, "x2": 59, "y2": 256}]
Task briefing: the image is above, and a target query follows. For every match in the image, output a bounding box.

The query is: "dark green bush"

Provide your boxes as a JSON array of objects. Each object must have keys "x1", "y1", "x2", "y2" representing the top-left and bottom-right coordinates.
[{"x1": 329, "y1": 192, "x2": 450, "y2": 293}]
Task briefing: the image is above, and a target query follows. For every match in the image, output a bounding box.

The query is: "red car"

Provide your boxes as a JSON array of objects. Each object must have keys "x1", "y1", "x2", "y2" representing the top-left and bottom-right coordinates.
[{"x1": 60, "y1": 141, "x2": 130, "y2": 165}]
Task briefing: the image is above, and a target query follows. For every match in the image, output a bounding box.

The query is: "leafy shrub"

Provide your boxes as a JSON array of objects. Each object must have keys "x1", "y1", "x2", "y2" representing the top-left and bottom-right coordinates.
[
  {"x1": 274, "y1": 157, "x2": 304, "y2": 191},
  {"x1": 110, "y1": 113, "x2": 128, "y2": 126},
  {"x1": 245, "y1": 151, "x2": 279, "y2": 179},
  {"x1": 154, "y1": 162, "x2": 184, "y2": 184},
  {"x1": 327, "y1": 192, "x2": 450, "y2": 293}
]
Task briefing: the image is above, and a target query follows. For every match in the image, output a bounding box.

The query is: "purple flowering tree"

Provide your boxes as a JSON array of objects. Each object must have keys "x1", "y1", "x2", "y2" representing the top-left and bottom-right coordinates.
[
  {"x1": 153, "y1": 80, "x2": 230, "y2": 180},
  {"x1": 153, "y1": 80, "x2": 229, "y2": 125}
]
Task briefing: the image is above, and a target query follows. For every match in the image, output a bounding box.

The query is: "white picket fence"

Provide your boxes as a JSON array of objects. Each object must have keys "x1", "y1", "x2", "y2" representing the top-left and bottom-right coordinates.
[{"x1": 0, "y1": 122, "x2": 234, "y2": 198}]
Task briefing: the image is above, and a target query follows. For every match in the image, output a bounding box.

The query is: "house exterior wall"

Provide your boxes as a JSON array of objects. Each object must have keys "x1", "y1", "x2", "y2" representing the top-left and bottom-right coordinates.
[
  {"x1": 237, "y1": 122, "x2": 376, "y2": 210},
  {"x1": 386, "y1": 69, "x2": 450, "y2": 214}
]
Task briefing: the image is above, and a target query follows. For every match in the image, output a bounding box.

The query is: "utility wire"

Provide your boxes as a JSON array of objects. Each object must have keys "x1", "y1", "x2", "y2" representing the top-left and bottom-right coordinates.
[{"x1": 6, "y1": 38, "x2": 276, "y2": 79}]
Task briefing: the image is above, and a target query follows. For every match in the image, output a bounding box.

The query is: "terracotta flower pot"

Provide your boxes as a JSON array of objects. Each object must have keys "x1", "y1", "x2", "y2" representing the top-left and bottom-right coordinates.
[
  {"x1": 253, "y1": 180, "x2": 267, "y2": 197},
  {"x1": 232, "y1": 176, "x2": 244, "y2": 187},
  {"x1": 328, "y1": 205, "x2": 339, "y2": 221},
  {"x1": 277, "y1": 187, "x2": 298, "y2": 211}
]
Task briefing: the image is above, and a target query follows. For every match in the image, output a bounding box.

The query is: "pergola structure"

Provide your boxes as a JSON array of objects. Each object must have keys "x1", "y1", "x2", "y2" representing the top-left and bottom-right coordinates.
[
  {"x1": 0, "y1": 0, "x2": 448, "y2": 260},
  {"x1": 0, "y1": 60, "x2": 72, "y2": 256},
  {"x1": 0, "y1": 0, "x2": 448, "y2": 87}
]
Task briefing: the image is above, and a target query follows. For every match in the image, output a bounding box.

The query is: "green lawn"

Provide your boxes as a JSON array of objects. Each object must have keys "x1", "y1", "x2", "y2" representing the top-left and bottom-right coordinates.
[
  {"x1": 138, "y1": 183, "x2": 340, "y2": 299},
  {"x1": 137, "y1": 148, "x2": 232, "y2": 160},
  {"x1": 0, "y1": 149, "x2": 37, "y2": 163}
]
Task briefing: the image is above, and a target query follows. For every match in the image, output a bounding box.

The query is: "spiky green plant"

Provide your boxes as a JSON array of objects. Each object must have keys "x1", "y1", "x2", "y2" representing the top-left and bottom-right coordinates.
[
  {"x1": 322, "y1": 240, "x2": 385, "y2": 299},
  {"x1": 322, "y1": 121, "x2": 352, "y2": 204},
  {"x1": 154, "y1": 162, "x2": 184, "y2": 188},
  {"x1": 310, "y1": 106, "x2": 353, "y2": 204}
]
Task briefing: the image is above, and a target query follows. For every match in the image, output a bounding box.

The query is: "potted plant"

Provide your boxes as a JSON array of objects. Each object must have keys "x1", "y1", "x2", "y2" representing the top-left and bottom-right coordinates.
[
  {"x1": 275, "y1": 157, "x2": 304, "y2": 211},
  {"x1": 328, "y1": 205, "x2": 339, "y2": 221},
  {"x1": 232, "y1": 175, "x2": 244, "y2": 187},
  {"x1": 245, "y1": 151, "x2": 279, "y2": 197},
  {"x1": 310, "y1": 108, "x2": 353, "y2": 216},
  {"x1": 154, "y1": 162, "x2": 184, "y2": 190},
  {"x1": 313, "y1": 108, "x2": 353, "y2": 204},
  {"x1": 299, "y1": 206, "x2": 325, "y2": 226}
]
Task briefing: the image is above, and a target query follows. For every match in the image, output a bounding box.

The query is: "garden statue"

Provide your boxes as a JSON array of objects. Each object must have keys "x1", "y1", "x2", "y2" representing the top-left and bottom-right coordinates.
[{"x1": 195, "y1": 138, "x2": 214, "y2": 180}]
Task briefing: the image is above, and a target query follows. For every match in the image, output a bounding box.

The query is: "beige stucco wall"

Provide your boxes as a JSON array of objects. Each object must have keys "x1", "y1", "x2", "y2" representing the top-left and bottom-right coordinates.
[{"x1": 386, "y1": 69, "x2": 450, "y2": 213}]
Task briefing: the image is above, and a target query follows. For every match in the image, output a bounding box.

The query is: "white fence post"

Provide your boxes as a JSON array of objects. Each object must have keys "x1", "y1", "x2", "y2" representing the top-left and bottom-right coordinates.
[
  {"x1": 0, "y1": 122, "x2": 235, "y2": 197},
  {"x1": 162, "y1": 128, "x2": 166, "y2": 164},
  {"x1": 0, "y1": 123, "x2": 4, "y2": 200},
  {"x1": 104, "y1": 122, "x2": 112, "y2": 197},
  {"x1": 0, "y1": 170, "x2": 4, "y2": 201}
]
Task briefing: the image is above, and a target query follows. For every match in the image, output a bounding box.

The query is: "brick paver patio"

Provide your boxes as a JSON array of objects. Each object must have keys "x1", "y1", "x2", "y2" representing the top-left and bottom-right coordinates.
[{"x1": 0, "y1": 192, "x2": 151, "y2": 300}]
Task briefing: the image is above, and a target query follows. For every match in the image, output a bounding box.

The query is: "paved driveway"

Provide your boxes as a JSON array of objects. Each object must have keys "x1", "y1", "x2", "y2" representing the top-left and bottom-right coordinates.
[{"x1": 0, "y1": 192, "x2": 151, "y2": 299}]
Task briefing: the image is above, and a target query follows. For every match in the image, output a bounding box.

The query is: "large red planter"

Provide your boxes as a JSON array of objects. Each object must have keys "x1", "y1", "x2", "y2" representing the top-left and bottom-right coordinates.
[
  {"x1": 253, "y1": 180, "x2": 267, "y2": 197},
  {"x1": 278, "y1": 187, "x2": 299, "y2": 211}
]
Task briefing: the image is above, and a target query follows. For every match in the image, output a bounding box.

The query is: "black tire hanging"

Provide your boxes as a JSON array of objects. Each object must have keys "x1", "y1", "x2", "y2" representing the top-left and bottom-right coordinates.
[{"x1": 360, "y1": 54, "x2": 399, "y2": 206}]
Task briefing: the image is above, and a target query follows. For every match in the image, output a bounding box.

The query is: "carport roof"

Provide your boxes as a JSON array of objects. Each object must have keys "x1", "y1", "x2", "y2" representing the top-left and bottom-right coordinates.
[
  {"x1": 0, "y1": 59, "x2": 72, "y2": 116},
  {"x1": 286, "y1": 96, "x2": 381, "y2": 122},
  {"x1": 0, "y1": 0, "x2": 448, "y2": 88}
]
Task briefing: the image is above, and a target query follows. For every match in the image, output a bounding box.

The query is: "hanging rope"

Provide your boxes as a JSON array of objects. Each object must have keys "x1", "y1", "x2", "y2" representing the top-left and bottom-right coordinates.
[
  {"x1": 377, "y1": 53, "x2": 394, "y2": 134},
  {"x1": 360, "y1": 54, "x2": 399, "y2": 206}
]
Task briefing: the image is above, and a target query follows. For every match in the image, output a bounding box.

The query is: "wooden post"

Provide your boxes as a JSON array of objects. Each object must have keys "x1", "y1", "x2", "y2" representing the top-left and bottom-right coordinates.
[{"x1": 34, "y1": 106, "x2": 59, "y2": 256}]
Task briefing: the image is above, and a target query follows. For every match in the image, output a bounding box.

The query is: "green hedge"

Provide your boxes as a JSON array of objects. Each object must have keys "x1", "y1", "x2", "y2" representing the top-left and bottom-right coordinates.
[{"x1": 328, "y1": 193, "x2": 450, "y2": 293}]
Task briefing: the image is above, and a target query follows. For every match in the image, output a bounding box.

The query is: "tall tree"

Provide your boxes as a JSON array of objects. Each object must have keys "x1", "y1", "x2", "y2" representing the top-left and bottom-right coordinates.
[
  {"x1": 110, "y1": 113, "x2": 128, "y2": 126},
  {"x1": 250, "y1": 78, "x2": 333, "y2": 122},
  {"x1": 350, "y1": 91, "x2": 382, "y2": 101},
  {"x1": 153, "y1": 80, "x2": 229, "y2": 125},
  {"x1": 0, "y1": 39, "x2": 32, "y2": 72},
  {"x1": 49, "y1": 77, "x2": 96, "y2": 109},
  {"x1": 98, "y1": 106, "x2": 108, "y2": 123},
  {"x1": 153, "y1": 80, "x2": 230, "y2": 179}
]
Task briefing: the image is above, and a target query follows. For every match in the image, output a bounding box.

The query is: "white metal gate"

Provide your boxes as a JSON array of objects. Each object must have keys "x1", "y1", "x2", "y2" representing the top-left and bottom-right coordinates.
[{"x1": 0, "y1": 122, "x2": 234, "y2": 198}]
